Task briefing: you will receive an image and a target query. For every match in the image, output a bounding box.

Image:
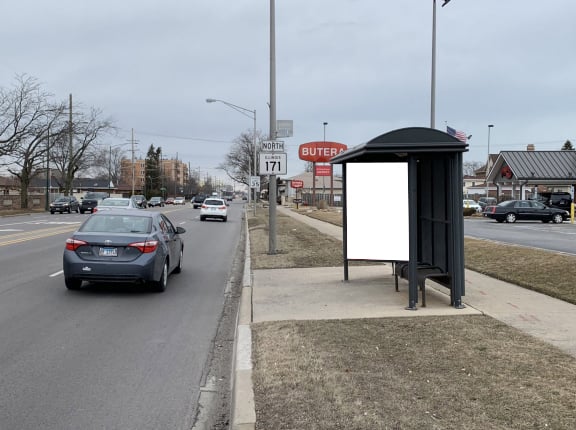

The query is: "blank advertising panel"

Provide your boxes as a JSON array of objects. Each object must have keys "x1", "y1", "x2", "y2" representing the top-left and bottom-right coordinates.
[{"x1": 346, "y1": 163, "x2": 409, "y2": 261}]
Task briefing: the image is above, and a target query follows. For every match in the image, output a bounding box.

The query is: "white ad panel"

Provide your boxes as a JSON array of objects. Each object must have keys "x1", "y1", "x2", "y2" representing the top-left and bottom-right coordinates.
[{"x1": 346, "y1": 163, "x2": 409, "y2": 261}]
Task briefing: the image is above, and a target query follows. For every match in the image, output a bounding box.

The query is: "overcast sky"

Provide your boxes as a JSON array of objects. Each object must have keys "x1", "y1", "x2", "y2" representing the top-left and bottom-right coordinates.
[{"x1": 2, "y1": 0, "x2": 575, "y2": 180}]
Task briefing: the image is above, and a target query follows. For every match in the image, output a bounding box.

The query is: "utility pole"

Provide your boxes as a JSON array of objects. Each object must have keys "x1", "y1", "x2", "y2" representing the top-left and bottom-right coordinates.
[
  {"x1": 68, "y1": 94, "x2": 73, "y2": 196},
  {"x1": 268, "y1": 0, "x2": 277, "y2": 255},
  {"x1": 131, "y1": 128, "x2": 135, "y2": 196}
]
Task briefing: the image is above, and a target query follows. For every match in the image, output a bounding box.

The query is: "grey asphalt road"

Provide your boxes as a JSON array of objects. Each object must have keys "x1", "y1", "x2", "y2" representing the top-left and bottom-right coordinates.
[
  {"x1": 0, "y1": 202, "x2": 244, "y2": 429},
  {"x1": 464, "y1": 217, "x2": 576, "y2": 255}
]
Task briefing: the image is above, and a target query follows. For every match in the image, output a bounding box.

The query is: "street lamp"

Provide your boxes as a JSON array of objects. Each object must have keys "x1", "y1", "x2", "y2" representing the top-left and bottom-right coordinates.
[
  {"x1": 485, "y1": 124, "x2": 494, "y2": 196},
  {"x1": 430, "y1": 0, "x2": 453, "y2": 128},
  {"x1": 206, "y1": 98, "x2": 257, "y2": 215}
]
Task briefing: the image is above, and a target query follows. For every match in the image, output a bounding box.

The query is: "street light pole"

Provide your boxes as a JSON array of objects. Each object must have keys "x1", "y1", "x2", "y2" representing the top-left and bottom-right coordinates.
[
  {"x1": 45, "y1": 129, "x2": 50, "y2": 211},
  {"x1": 486, "y1": 124, "x2": 494, "y2": 197},
  {"x1": 206, "y1": 98, "x2": 257, "y2": 215},
  {"x1": 430, "y1": 0, "x2": 453, "y2": 129}
]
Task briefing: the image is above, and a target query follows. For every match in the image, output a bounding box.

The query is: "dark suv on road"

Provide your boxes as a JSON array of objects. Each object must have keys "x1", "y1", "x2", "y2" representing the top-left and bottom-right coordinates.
[
  {"x1": 192, "y1": 195, "x2": 206, "y2": 209},
  {"x1": 80, "y1": 192, "x2": 108, "y2": 214},
  {"x1": 50, "y1": 196, "x2": 80, "y2": 214}
]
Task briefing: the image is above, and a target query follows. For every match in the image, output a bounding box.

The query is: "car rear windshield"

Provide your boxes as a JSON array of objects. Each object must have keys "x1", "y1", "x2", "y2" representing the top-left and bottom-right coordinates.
[
  {"x1": 80, "y1": 215, "x2": 152, "y2": 233},
  {"x1": 204, "y1": 199, "x2": 223, "y2": 206},
  {"x1": 102, "y1": 199, "x2": 130, "y2": 206}
]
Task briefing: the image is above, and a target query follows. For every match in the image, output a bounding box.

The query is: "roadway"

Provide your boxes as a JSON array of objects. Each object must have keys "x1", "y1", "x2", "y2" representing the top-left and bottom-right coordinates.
[
  {"x1": 464, "y1": 216, "x2": 576, "y2": 256},
  {"x1": 0, "y1": 201, "x2": 245, "y2": 429}
]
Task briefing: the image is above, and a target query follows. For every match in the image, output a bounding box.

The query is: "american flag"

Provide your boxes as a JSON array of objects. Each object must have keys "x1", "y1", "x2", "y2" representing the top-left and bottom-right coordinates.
[{"x1": 446, "y1": 126, "x2": 468, "y2": 142}]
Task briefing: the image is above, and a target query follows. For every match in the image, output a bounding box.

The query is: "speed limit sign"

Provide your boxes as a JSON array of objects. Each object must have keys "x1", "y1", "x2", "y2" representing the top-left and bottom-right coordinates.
[{"x1": 250, "y1": 176, "x2": 260, "y2": 190}]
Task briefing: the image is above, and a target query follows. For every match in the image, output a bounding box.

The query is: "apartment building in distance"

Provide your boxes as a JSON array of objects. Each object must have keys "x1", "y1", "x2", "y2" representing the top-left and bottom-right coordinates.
[{"x1": 120, "y1": 158, "x2": 189, "y2": 193}]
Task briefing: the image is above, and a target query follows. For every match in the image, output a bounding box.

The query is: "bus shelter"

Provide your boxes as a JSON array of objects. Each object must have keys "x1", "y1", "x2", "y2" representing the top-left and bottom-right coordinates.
[{"x1": 330, "y1": 127, "x2": 468, "y2": 309}]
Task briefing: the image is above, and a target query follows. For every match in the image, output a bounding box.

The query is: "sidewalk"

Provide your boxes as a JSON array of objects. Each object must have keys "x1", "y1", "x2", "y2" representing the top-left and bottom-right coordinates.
[{"x1": 231, "y1": 205, "x2": 576, "y2": 429}]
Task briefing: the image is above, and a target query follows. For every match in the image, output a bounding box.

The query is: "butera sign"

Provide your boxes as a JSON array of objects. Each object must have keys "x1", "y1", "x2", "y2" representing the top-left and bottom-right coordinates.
[
  {"x1": 298, "y1": 141, "x2": 347, "y2": 163},
  {"x1": 291, "y1": 179, "x2": 304, "y2": 188}
]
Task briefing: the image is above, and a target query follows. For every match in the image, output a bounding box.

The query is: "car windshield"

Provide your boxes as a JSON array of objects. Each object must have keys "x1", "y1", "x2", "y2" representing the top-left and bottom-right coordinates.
[
  {"x1": 498, "y1": 201, "x2": 515, "y2": 207},
  {"x1": 55, "y1": 197, "x2": 69, "y2": 202},
  {"x1": 79, "y1": 214, "x2": 152, "y2": 233},
  {"x1": 204, "y1": 199, "x2": 223, "y2": 206}
]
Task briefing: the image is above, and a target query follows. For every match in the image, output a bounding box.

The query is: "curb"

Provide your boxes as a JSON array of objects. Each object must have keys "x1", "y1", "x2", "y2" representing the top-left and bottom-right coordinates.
[{"x1": 231, "y1": 211, "x2": 255, "y2": 429}]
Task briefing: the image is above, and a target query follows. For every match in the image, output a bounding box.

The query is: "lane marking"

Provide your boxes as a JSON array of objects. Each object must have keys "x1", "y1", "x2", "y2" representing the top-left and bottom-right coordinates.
[{"x1": 50, "y1": 270, "x2": 63, "y2": 277}]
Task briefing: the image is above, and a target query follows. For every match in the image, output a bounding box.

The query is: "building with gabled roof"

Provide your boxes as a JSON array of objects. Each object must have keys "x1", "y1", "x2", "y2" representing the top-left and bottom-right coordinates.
[{"x1": 486, "y1": 150, "x2": 576, "y2": 199}]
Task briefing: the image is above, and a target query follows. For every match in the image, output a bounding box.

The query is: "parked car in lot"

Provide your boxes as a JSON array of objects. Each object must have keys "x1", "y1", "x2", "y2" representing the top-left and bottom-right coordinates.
[
  {"x1": 200, "y1": 197, "x2": 228, "y2": 222},
  {"x1": 478, "y1": 197, "x2": 497, "y2": 211},
  {"x1": 165, "y1": 197, "x2": 175, "y2": 205},
  {"x1": 192, "y1": 194, "x2": 206, "y2": 209},
  {"x1": 50, "y1": 196, "x2": 80, "y2": 214},
  {"x1": 62, "y1": 210, "x2": 185, "y2": 292},
  {"x1": 148, "y1": 196, "x2": 165, "y2": 207},
  {"x1": 532, "y1": 192, "x2": 572, "y2": 211},
  {"x1": 463, "y1": 199, "x2": 482, "y2": 213},
  {"x1": 484, "y1": 200, "x2": 569, "y2": 224},
  {"x1": 94, "y1": 197, "x2": 141, "y2": 211},
  {"x1": 174, "y1": 196, "x2": 186, "y2": 205},
  {"x1": 131, "y1": 195, "x2": 147, "y2": 208}
]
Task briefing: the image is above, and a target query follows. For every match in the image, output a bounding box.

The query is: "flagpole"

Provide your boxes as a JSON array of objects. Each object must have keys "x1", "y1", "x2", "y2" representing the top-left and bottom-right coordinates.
[{"x1": 430, "y1": 0, "x2": 437, "y2": 129}]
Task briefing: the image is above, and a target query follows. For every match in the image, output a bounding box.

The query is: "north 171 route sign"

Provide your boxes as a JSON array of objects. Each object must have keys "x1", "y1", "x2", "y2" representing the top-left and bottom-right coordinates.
[{"x1": 259, "y1": 152, "x2": 287, "y2": 175}]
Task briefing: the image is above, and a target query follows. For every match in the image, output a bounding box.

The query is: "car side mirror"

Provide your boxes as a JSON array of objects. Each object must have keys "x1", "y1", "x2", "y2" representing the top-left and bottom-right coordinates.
[{"x1": 176, "y1": 226, "x2": 186, "y2": 234}]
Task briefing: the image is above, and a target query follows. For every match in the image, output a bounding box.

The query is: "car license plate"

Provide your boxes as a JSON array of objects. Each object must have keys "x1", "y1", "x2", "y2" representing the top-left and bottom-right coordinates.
[
  {"x1": 99, "y1": 247, "x2": 118, "y2": 257},
  {"x1": 210, "y1": 208, "x2": 217, "y2": 211}
]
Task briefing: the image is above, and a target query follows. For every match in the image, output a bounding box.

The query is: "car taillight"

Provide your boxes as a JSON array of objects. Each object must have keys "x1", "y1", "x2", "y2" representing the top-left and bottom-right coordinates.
[
  {"x1": 489, "y1": 206, "x2": 496, "y2": 213},
  {"x1": 66, "y1": 238, "x2": 88, "y2": 251},
  {"x1": 201, "y1": 204, "x2": 207, "y2": 209},
  {"x1": 128, "y1": 240, "x2": 159, "y2": 253},
  {"x1": 219, "y1": 205, "x2": 226, "y2": 209}
]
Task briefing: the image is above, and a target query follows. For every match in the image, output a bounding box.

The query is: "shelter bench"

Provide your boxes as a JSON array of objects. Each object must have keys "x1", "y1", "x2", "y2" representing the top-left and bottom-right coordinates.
[{"x1": 393, "y1": 261, "x2": 451, "y2": 307}]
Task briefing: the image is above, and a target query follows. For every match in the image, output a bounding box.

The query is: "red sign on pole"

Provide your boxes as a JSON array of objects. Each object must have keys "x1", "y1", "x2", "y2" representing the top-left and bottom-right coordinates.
[
  {"x1": 291, "y1": 179, "x2": 304, "y2": 188},
  {"x1": 298, "y1": 141, "x2": 347, "y2": 162},
  {"x1": 315, "y1": 165, "x2": 332, "y2": 176}
]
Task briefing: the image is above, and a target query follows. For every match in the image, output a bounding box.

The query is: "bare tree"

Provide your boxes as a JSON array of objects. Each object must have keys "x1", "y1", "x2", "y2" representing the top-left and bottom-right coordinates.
[
  {"x1": 1, "y1": 76, "x2": 68, "y2": 208},
  {"x1": 50, "y1": 106, "x2": 116, "y2": 195},
  {"x1": 218, "y1": 129, "x2": 263, "y2": 185},
  {"x1": 463, "y1": 161, "x2": 484, "y2": 177},
  {"x1": 0, "y1": 74, "x2": 58, "y2": 159},
  {"x1": 89, "y1": 145, "x2": 128, "y2": 185}
]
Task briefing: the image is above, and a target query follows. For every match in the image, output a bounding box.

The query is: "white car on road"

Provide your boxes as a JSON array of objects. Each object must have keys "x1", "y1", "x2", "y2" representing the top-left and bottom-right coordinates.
[{"x1": 200, "y1": 198, "x2": 228, "y2": 222}]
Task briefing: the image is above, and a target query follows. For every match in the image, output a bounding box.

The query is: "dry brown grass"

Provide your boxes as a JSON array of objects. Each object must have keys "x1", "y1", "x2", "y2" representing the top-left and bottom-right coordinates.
[{"x1": 249, "y1": 206, "x2": 576, "y2": 430}]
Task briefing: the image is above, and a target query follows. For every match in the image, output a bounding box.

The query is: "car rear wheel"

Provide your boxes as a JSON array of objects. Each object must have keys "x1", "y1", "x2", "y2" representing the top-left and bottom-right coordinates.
[
  {"x1": 200, "y1": 216, "x2": 205, "y2": 221},
  {"x1": 65, "y1": 277, "x2": 82, "y2": 290},
  {"x1": 505, "y1": 213, "x2": 516, "y2": 223},
  {"x1": 151, "y1": 261, "x2": 168, "y2": 292},
  {"x1": 552, "y1": 214, "x2": 564, "y2": 224},
  {"x1": 223, "y1": 216, "x2": 227, "y2": 222}
]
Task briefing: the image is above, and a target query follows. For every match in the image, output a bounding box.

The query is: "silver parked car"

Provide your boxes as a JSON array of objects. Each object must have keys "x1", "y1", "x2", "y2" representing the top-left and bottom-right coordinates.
[{"x1": 63, "y1": 211, "x2": 185, "y2": 292}]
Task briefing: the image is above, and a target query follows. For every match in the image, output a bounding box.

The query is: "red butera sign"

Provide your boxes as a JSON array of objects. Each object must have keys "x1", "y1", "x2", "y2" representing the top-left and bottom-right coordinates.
[
  {"x1": 315, "y1": 165, "x2": 332, "y2": 176},
  {"x1": 291, "y1": 179, "x2": 304, "y2": 188},
  {"x1": 298, "y1": 141, "x2": 347, "y2": 162}
]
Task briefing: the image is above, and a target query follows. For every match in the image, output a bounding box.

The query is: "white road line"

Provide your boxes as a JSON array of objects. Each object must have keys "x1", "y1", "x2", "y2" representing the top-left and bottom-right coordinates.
[{"x1": 50, "y1": 270, "x2": 63, "y2": 277}]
